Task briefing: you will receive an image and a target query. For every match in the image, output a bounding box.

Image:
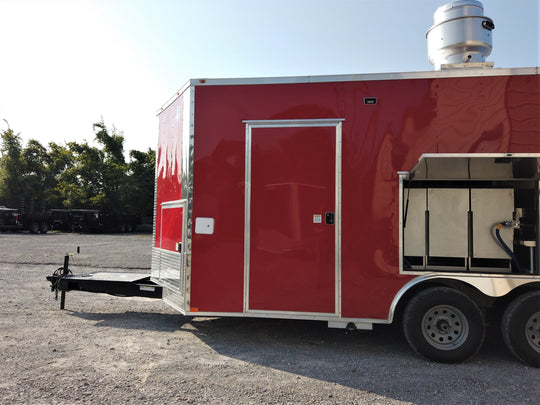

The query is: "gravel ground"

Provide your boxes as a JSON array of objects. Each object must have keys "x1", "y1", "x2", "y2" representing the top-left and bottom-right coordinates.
[{"x1": 0, "y1": 232, "x2": 538, "y2": 404}]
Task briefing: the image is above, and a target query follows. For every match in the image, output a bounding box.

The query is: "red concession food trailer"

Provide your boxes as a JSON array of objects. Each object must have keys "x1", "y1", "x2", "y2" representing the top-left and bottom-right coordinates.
[
  {"x1": 48, "y1": 1, "x2": 539, "y2": 366},
  {"x1": 151, "y1": 65, "x2": 540, "y2": 366}
]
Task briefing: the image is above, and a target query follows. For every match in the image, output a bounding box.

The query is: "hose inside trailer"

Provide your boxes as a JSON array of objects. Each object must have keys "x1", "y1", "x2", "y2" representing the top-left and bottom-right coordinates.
[
  {"x1": 495, "y1": 222, "x2": 522, "y2": 273},
  {"x1": 403, "y1": 183, "x2": 411, "y2": 229}
]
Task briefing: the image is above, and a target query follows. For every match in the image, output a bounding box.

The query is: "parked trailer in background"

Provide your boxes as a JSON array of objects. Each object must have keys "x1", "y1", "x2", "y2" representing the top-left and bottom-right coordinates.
[
  {"x1": 49, "y1": 209, "x2": 139, "y2": 233},
  {"x1": 0, "y1": 205, "x2": 51, "y2": 233},
  {"x1": 0, "y1": 206, "x2": 20, "y2": 231}
]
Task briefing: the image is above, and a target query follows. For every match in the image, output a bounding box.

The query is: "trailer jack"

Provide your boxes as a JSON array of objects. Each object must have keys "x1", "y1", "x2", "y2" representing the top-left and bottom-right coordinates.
[{"x1": 46, "y1": 251, "x2": 162, "y2": 310}]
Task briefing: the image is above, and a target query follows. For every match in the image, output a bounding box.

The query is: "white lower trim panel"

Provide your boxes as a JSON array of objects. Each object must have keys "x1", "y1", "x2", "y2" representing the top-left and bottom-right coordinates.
[{"x1": 181, "y1": 309, "x2": 387, "y2": 329}]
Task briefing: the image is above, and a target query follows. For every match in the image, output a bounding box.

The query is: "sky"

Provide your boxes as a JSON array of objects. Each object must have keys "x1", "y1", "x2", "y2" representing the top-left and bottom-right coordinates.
[{"x1": 0, "y1": 0, "x2": 538, "y2": 155}]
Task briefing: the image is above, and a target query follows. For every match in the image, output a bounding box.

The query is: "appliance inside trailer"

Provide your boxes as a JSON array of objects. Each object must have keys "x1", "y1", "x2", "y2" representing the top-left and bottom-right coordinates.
[{"x1": 401, "y1": 155, "x2": 540, "y2": 274}]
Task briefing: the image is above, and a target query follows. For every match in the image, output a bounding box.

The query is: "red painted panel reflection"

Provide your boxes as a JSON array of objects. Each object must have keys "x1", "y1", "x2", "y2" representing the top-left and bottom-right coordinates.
[
  {"x1": 155, "y1": 93, "x2": 185, "y2": 248},
  {"x1": 160, "y1": 206, "x2": 183, "y2": 252}
]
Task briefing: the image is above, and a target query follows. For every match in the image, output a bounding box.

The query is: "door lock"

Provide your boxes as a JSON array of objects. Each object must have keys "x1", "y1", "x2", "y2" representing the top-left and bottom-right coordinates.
[{"x1": 325, "y1": 212, "x2": 335, "y2": 225}]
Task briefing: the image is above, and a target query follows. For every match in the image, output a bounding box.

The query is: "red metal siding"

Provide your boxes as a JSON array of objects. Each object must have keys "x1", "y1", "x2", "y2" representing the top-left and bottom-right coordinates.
[
  {"x1": 188, "y1": 74, "x2": 540, "y2": 317},
  {"x1": 155, "y1": 93, "x2": 185, "y2": 248}
]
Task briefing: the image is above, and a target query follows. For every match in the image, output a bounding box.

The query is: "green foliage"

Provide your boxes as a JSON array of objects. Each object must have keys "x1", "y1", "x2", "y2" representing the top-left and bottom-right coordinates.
[
  {"x1": 88, "y1": 119, "x2": 128, "y2": 216},
  {"x1": 57, "y1": 141, "x2": 105, "y2": 209},
  {"x1": 21, "y1": 139, "x2": 52, "y2": 202},
  {"x1": 0, "y1": 128, "x2": 24, "y2": 207},
  {"x1": 0, "y1": 121, "x2": 155, "y2": 221},
  {"x1": 47, "y1": 142, "x2": 74, "y2": 207},
  {"x1": 93, "y1": 120, "x2": 125, "y2": 166},
  {"x1": 127, "y1": 148, "x2": 155, "y2": 217}
]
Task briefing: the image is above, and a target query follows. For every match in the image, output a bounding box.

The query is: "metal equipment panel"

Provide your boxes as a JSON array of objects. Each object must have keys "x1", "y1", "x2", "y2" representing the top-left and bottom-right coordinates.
[
  {"x1": 472, "y1": 188, "x2": 514, "y2": 259},
  {"x1": 428, "y1": 188, "x2": 469, "y2": 257},
  {"x1": 403, "y1": 188, "x2": 427, "y2": 257}
]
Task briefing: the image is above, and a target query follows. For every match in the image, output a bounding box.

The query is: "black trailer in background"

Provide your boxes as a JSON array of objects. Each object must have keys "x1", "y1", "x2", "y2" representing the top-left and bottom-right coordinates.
[
  {"x1": 0, "y1": 205, "x2": 51, "y2": 233},
  {"x1": 1, "y1": 206, "x2": 143, "y2": 234}
]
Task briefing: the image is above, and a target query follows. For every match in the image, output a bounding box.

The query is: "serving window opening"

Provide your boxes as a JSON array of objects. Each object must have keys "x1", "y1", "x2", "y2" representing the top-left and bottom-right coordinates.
[{"x1": 400, "y1": 155, "x2": 540, "y2": 275}]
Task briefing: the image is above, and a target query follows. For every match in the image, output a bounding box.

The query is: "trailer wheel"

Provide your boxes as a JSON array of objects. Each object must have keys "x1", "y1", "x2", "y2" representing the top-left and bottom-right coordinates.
[
  {"x1": 29, "y1": 221, "x2": 40, "y2": 234},
  {"x1": 501, "y1": 290, "x2": 540, "y2": 368},
  {"x1": 403, "y1": 287, "x2": 485, "y2": 363},
  {"x1": 40, "y1": 222, "x2": 49, "y2": 233}
]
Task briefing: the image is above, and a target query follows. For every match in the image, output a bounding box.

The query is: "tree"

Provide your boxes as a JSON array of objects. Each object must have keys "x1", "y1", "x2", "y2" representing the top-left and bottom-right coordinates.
[
  {"x1": 20, "y1": 139, "x2": 51, "y2": 202},
  {"x1": 56, "y1": 141, "x2": 105, "y2": 209},
  {"x1": 1, "y1": 129, "x2": 70, "y2": 210},
  {"x1": 93, "y1": 120, "x2": 125, "y2": 166},
  {"x1": 47, "y1": 142, "x2": 74, "y2": 207},
  {"x1": 1, "y1": 119, "x2": 155, "y2": 228},
  {"x1": 127, "y1": 148, "x2": 155, "y2": 217},
  {"x1": 0, "y1": 128, "x2": 24, "y2": 207},
  {"x1": 92, "y1": 119, "x2": 128, "y2": 215}
]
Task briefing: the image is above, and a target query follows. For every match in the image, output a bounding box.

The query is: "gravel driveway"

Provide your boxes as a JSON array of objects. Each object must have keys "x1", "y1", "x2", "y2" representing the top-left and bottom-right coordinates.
[{"x1": 0, "y1": 232, "x2": 538, "y2": 404}]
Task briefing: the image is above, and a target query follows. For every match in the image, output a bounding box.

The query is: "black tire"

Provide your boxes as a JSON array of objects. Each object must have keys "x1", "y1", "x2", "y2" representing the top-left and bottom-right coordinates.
[
  {"x1": 403, "y1": 287, "x2": 485, "y2": 363},
  {"x1": 40, "y1": 222, "x2": 49, "y2": 233},
  {"x1": 29, "y1": 221, "x2": 39, "y2": 234},
  {"x1": 501, "y1": 290, "x2": 540, "y2": 368}
]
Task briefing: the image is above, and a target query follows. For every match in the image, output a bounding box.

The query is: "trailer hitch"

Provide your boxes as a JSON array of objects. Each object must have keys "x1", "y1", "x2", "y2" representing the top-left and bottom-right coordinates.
[{"x1": 46, "y1": 251, "x2": 75, "y2": 309}]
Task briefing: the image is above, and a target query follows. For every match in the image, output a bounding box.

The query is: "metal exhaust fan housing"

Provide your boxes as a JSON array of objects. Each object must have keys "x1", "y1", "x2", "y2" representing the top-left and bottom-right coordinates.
[{"x1": 427, "y1": 0, "x2": 495, "y2": 70}]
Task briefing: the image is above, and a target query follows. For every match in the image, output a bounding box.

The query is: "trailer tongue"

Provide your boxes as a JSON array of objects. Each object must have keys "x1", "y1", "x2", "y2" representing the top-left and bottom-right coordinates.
[{"x1": 46, "y1": 252, "x2": 162, "y2": 310}]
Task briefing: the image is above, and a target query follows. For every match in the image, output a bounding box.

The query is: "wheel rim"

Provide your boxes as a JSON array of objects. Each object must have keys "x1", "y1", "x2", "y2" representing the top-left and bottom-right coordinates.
[
  {"x1": 421, "y1": 305, "x2": 469, "y2": 350},
  {"x1": 525, "y1": 310, "x2": 540, "y2": 354}
]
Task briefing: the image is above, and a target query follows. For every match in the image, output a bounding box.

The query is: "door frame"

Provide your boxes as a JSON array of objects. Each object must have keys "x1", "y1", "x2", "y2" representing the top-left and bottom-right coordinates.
[{"x1": 243, "y1": 119, "x2": 344, "y2": 316}]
